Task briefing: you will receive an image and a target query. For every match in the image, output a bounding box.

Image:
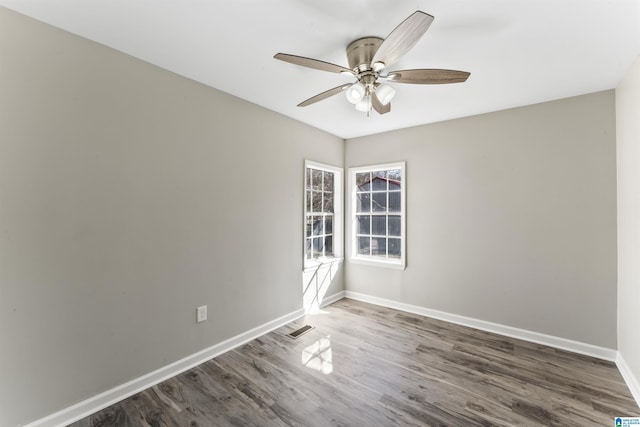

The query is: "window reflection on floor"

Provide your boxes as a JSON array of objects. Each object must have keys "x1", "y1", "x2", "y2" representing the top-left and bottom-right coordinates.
[{"x1": 301, "y1": 336, "x2": 333, "y2": 375}]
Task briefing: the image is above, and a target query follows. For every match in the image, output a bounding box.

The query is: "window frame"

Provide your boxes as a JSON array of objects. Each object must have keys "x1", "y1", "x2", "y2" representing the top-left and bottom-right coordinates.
[
  {"x1": 348, "y1": 162, "x2": 406, "y2": 270},
  {"x1": 304, "y1": 160, "x2": 343, "y2": 270}
]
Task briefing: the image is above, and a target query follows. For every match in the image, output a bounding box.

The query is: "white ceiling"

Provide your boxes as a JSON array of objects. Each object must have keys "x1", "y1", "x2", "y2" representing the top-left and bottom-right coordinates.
[{"x1": 2, "y1": 0, "x2": 639, "y2": 139}]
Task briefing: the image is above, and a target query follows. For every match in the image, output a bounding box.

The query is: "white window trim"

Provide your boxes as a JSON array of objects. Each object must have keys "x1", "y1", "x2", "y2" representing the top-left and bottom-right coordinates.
[
  {"x1": 348, "y1": 161, "x2": 406, "y2": 270},
  {"x1": 304, "y1": 160, "x2": 344, "y2": 271}
]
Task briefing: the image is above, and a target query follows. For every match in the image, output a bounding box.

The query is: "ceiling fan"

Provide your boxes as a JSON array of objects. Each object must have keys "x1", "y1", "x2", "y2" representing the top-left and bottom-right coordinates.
[{"x1": 274, "y1": 11, "x2": 470, "y2": 115}]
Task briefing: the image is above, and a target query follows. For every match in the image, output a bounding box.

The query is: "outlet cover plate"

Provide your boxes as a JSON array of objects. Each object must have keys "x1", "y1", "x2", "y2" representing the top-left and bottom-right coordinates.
[{"x1": 196, "y1": 305, "x2": 207, "y2": 323}]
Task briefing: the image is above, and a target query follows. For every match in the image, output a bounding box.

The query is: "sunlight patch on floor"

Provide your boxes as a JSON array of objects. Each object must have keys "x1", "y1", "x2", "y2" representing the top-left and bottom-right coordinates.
[{"x1": 302, "y1": 336, "x2": 333, "y2": 374}]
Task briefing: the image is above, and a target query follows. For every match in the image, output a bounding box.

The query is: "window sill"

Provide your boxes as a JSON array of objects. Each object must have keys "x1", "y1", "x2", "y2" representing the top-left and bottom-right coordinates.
[
  {"x1": 349, "y1": 256, "x2": 406, "y2": 270},
  {"x1": 303, "y1": 257, "x2": 344, "y2": 273}
]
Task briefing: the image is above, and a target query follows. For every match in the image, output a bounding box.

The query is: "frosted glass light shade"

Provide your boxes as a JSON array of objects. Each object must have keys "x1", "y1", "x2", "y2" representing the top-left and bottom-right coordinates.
[
  {"x1": 376, "y1": 84, "x2": 396, "y2": 105},
  {"x1": 355, "y1": 97, "x2": 371, "y2": 112},
  {"x1": 346, "y1": 82, "x2": 366, "y2": 104}
]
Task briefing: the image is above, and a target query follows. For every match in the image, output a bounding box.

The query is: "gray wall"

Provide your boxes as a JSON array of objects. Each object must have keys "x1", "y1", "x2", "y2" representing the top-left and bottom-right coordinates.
[
  {"x1": 0, "y1": 7, "x2": 344, "y2": 426},
  {"x1": 345, "y1": 91, "x2": 618, "y2": 348},
  {"x1": 616, "y1": 54, "x2": 640, "y2": 393}
]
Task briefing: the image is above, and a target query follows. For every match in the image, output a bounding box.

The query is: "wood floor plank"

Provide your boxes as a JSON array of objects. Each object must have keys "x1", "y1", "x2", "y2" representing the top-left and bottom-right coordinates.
[{"x1": 71, "y1": 298, "x2": 639, "y2": 426}]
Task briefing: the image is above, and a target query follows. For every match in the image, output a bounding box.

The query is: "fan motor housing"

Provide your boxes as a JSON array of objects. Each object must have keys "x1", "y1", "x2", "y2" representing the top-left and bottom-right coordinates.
[{"x1": 346, "y1": 37, "x2": 384, "y2": 72}]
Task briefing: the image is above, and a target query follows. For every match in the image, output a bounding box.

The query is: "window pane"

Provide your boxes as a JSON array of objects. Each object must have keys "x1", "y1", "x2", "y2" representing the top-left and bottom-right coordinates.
[
  {"x1": 312, "y1": 216, "x2": 323, "y2": 236},
  {"x1": 373, "y1": 170, "x2": 386, "y2": 179},
  {"x1": 389, "y1": 192, "x2": 401, "y2": 212},
  {"x1": 305, "y1": 163, "x2": 342, "y2": 265},
  {"x1": 312, "y1": 192, "x2": 322, "y2": 212},
  {"x1": 356, "y1": 172, "x2": 371, "y2": 190},
  {"x1": 323, "y1": 192, "x2": 334, "y2": 213},
  {"x1": 388, "y1": 238, "x2": 401, "y2": 258},
  {"x1": 388, "y1": 216, "x2": 401, "y2": 236},
  {"x1": 305, "y1": 216, "x2": 313, "y2": 237},
  {"x1": 372, "y1": 193, "x2": 387, "y2": 212},
  {"x1": 305, "y1": 238, "x2": 312, "y2": 259},
  {"x1": 357, "y1": 215, "x2": 370, "y2": 234},
  {"x1": 357, "y1": 193, "x2": 371, "y2": 212},
  {"x1": 323, "y1": 171, "x2": 334, "y2": 191},
  {"x1": 358, "y1": 236, "x2": 370, "y2": 255},
  {"x1": 312, "y1": 169, "x2": 323, "y2": 190},
  {"x1": 372, "y1": 237, "x2": 386, "y2": 256},
  {"x1": 324, "y1": 236, "x2": 333, "y2": 257},
  {"x1": 324, "y1": 216, "x2": 333, "y2": 234},
  {"x1": 388, "y1": 169, "x2": 401, "y2": 182},
  {"x1": 351, "y1": 164, "x2": 403, "y2": 265},
  {"x1": 372, "y1": 216, "x2": 386, "y2": 235},
  {"x1": 372, "y1": 172, "x2": 387, "y2": 190}
]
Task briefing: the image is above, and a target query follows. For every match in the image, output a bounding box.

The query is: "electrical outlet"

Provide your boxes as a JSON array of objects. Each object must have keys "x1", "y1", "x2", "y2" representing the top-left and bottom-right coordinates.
[{"x1": 196, "y1": 305, "x2": 207, "y2": 323}]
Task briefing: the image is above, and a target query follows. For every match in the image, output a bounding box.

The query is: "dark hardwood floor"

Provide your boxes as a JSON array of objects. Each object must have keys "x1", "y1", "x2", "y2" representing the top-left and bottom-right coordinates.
[{"x1": 72, "y1": 298, "x2": 639, "y2": 426}]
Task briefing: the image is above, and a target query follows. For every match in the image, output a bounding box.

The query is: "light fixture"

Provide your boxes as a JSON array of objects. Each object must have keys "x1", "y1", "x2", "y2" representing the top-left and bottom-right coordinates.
[
  {"x1": 345, "y1": 82, "x2": 366, "y2": 104},
  {"x1": 375, "y1": 84, "x2": 396, "y2": 105},
  {"x1": 355, "y1": 96, "x2": 371, "y2": 112}
]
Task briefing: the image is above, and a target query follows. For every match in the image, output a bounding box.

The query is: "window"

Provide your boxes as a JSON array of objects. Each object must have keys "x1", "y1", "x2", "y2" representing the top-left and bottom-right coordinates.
[
  {"x1": 304, "y1": 161, "x2": 343, "y2": 267},
  {"x1": 349, "y1": 162, "x2": 405, "y2": 269}
]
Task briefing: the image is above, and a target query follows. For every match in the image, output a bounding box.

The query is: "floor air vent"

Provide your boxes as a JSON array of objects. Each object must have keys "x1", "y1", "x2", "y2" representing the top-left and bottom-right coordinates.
[{"x1": 288, "y1": 325, "x2": 314, "y2": 339}]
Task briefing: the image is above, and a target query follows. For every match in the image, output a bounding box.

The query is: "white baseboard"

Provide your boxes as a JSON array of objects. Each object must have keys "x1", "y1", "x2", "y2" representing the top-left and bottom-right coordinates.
[
  {"x1": 26, "y1": 289, "x2": 631, "y2": 426},
  {"x1": 26, "y1": 290, "x2": 349, "y2": 427},
  {"x1": 617, "y1": 352, "x2": 640, "y2": 407},
  {"x1": 320, "y1": 290, "x2": 345, "y2": 307},
  {"x1": 346, "y1": 290, "x2": 640, "y2": 407},
  {"x1": 25, "y1": 306, "x2": 307, "y2": 427},
  {"x1": 344, "y1": 291, "x2": 618, "y2": 362}
]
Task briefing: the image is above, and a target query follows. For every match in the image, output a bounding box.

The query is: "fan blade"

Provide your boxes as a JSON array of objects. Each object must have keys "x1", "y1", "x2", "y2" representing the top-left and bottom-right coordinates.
[
  {"x1": 274, "y1": 53, "x2": 354, "y2": 75},
  {"x1": 371, "y1": 11, "x2": 434, "y2": 70},
  {"x1": 298, "y1": 84, "x2": 352, "y2": 107},
  {"x1": 386, "y1": 69, "x2": 470, "y2": 84},
  {"x1": 372, "y1": 92, "x2": 391, "y2": 114}
]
